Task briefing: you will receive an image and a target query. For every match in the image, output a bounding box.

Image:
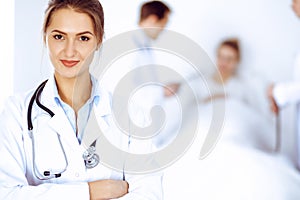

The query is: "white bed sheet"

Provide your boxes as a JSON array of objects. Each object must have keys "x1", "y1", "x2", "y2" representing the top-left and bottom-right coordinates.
[{"x1": 162, "y1": 98, "x2": 300, "y2": 200}]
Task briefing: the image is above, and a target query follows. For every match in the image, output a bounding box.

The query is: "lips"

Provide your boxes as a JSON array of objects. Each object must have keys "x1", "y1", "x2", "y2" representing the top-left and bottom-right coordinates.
[{"x1": 60, "y1": 60, "x2": 79, "y2": 68}]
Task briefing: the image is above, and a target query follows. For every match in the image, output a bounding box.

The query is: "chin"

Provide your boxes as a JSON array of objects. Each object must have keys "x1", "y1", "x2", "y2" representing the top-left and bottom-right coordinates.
[{"x1": 55, "y1": 69, "x2": 81, "y2": 79}]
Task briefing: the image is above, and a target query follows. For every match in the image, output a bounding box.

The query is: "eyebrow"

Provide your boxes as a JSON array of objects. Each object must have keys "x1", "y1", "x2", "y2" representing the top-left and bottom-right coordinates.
[{"x1": 51, "y1": 30, "x2": 95, "y2": 36}]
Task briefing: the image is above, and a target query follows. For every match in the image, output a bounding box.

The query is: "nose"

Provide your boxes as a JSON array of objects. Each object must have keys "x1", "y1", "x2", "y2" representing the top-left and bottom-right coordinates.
[{"x1": 64, "y1": 39, "x2": 77, "y2": 58}]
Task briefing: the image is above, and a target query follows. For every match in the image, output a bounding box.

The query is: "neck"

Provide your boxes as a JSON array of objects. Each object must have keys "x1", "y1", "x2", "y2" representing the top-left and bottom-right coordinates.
[
  {"x1": 214, "y1": 71, "x2": 232, "y2": 84},
  {"x1": 139, "y1": 23, "x2": 158, "y2": 40},
  {"x1": 144, "y1": 29, "x2": 157, "y2": 40},
  {"x1": 55, "y1": 72, "x2": 92, "y2": 113}
]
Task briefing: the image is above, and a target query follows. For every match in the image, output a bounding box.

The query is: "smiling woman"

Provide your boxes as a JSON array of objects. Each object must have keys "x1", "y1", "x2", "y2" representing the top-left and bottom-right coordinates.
[
  {"x1": 42, "y1": 0, "x2": 104, "y2": 113},
  {"x1": 0, "y1": 0, "x2": 163, "y2": 199},
  {"x1": 45, "y1": 8, "x2": 100, "y2": 108}
]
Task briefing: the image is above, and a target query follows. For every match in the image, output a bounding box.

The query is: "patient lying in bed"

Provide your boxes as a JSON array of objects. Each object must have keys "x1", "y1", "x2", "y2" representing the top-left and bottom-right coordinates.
[
  {"x1": 196, "y1": 38, "x2": 257, "y2": 107},
  {"x1": 163, "y1": 39, "x2": 300, "y2": 200},
  {"x1": 154, "y1": 38, "x2": 273, "y2": 151},
  {"x1": 194, "y1": 38, "x2": 274, "y2": 151}
]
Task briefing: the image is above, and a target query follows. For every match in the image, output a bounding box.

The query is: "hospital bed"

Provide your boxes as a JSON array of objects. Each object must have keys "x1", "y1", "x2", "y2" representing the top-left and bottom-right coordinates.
[{"x1": 162, "y1": 98, "x2": 300, "y2": 200}]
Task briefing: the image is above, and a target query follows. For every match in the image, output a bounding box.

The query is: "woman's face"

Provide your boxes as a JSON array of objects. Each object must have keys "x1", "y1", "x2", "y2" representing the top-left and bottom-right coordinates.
[
  {"x1": 216, "y1": 45, "x2": 239, "y2": 76},
  {"x1": 46, "y1": 8, "x2": 98, "y2": 79}
]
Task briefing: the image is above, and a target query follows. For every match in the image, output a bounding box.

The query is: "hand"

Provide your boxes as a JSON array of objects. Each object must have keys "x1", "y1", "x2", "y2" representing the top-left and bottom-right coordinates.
[
  {"x1": 267, "y1": 84, "x2": 279, "y2": 115},
  {"x1": 164, "y1": 83, "x2": 180, "y2": 97},
  {"x1": 88, "y1": 179, "x2": 128, "y2": 200}
]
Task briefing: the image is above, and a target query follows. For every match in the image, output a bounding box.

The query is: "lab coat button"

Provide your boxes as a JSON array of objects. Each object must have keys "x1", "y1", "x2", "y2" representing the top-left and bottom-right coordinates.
[{"x1": 75, "y1": 172, "x2": 79, "y2": 177}]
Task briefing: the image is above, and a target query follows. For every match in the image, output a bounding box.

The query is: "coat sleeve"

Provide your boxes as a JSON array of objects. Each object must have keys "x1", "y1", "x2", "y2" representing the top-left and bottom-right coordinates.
[
  {"x1": 273, "y1": 82, "x2": 300, "y2": 107},
  {"x1": 0, "y1": 96, "x2": 90, "y2": 200},
  {"x1": 113, "y1": 172, "x2": 163, "y2": 200}
]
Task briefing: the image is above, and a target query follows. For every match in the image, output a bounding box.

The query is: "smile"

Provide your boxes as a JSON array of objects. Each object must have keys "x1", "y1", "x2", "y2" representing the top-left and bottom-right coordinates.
[{"x1": 60, "y1": 60, "x2": 79, "y2": 68}]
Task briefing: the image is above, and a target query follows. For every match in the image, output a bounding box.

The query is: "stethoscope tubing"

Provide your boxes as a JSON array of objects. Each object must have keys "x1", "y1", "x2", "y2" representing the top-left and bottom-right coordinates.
[
  {"x1": 27, "y1": 80, "x2": 128, "y2": 180},
  {"x1": 27, "y1": 80, "x2": 68, "y2": 180},
  {"x1": 27, "y1": 80, "x2": 54, "y2": 131}
]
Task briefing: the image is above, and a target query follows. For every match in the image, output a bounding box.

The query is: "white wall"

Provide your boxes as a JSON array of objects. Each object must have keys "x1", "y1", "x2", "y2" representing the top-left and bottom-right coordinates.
[
  {"x1": 0, "y1": 0, "x2": 14, "y2": 110},
  {"x1": 14, "y1": 0, "x2": 49, "y2": 93},
  {"x1": 101, "y1": 0, "x2": 300, "y2": 81},
  {"x1": 14, "y1": 0, "x2": 300, "y2": 92},
  {"x1": 12, "y1": 0, "x2": 300, "y2": 160}
]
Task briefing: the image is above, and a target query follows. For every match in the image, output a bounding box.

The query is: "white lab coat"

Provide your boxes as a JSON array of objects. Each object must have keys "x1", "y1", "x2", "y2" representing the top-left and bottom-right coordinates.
[
  {"x1": 0, "y1": 76, "x2": 163, "y2": 200},
  {"x1": 273, "y1": 53, "x2": 300, "y2": 170}
]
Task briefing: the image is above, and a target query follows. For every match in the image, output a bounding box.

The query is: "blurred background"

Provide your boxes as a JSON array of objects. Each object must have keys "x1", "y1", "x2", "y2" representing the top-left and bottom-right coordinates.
[
  {"x1": 1, "y1": 0, "x2": 300, "y2": 198},
  {"x1": 1, "y1": 0, "x2": 299, "y2": 160},
  {"x1": 8, "y1": 0, "x2": 300, "y2": 93}
]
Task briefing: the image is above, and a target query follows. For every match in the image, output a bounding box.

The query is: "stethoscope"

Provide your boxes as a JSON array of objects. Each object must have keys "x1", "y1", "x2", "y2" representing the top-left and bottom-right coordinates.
[{"x1": 27, "y1": 80, "x2": 100, "y2": 180}]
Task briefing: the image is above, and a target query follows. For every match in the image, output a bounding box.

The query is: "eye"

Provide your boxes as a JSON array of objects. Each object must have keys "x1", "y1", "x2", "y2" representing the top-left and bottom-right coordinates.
[
  {"x1": 79, "y1": 36, "x2": 90, "y2": 41},
  {"x1": 53, "y1": 34, "x2": 64, "y2": 40}
]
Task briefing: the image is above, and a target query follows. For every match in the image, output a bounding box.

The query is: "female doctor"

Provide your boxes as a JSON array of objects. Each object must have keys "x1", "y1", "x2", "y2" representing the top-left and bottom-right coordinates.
[{"x1": 0, "y1": 0, "x2": 162, "y2": 199}]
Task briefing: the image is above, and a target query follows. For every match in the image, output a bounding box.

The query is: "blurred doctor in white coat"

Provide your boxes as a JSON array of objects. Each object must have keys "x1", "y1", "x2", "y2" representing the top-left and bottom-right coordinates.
[
  {"x1": 268, "y1": 0, "x2": 300, "y2": 170},
  {"x1": 101, "y1": 1, "x2": 183, "y2": 149},
  {"x1": 0, "y1": 0, "x2": 162, "y2": 199}
]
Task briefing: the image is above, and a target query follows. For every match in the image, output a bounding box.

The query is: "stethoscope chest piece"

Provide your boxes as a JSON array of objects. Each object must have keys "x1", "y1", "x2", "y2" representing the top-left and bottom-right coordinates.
[{"x1": 83, "y1": 146, "x2": 99, "y2": 169}]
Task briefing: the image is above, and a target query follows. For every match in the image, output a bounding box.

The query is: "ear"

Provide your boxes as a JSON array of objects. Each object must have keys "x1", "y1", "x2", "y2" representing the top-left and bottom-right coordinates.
[
  {"x1": 95, "y1": 43, "x2": 102, "y2": 51},
  {"x1": 95, "y1": 40, "x2": 102, "y2": 50}
]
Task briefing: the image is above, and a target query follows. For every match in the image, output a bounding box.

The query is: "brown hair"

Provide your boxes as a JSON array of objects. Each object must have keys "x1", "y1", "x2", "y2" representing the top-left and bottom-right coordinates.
[
  {"x1": 43, "y1": 0, "x2": 104, "y2": 45},
  {"x1": 219, "y1": 38, "x2": 241, "y2": 61},
  {"x1": 140, "y1": 1, "x2": 171, "y2": 22}
]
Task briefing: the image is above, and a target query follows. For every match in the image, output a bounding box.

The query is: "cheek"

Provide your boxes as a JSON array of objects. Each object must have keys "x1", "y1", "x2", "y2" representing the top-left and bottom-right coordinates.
[
  {"x1": 77, "y1": 41, "x2": 96, "y2": 55},
  {"x1": 217, "y1": 59, "x2": 227, "y2": 67},
  {"x1": 228, "y1": 62, "x2": 238, "y2": 71},
  {"x1": 48, "y1": 42, "x2": 63, "y2": 59},
  {"x1": 82, "y1": 49, "x2": 93, "y2": 58},
  {"x1": 82, "y1": 44, "x2": 98, "y2": 60},
  {"x1": 81, "y1": 49, "x2": 96, "y2": 67},
  {"x1": 217, "y1": 60, "x2": 223, "y2": 67}
]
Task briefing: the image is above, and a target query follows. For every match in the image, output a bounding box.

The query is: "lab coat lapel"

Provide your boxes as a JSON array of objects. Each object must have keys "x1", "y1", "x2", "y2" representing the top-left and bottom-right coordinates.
[
  {"x1": 82, "y1": 97, "x2": 111, "y2": 147},
  {"x1": 39, "y1": 77, "x2": 79, "y2": 149},
  {"x1": 47, "y1": 107, "x2": 79, "y2": 147}
]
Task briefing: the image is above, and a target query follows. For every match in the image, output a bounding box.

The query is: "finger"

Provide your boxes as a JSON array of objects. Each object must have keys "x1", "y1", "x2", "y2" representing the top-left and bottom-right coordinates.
[{"x1": 123, "y1": 181, "x2": 129, "y2": 193}]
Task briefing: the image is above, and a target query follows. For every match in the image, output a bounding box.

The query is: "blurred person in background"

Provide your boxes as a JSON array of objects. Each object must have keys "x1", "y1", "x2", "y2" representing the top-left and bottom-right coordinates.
[
  {"x1": 268, "y1": 0, "x2": 300, "y2": 170},
  {"x1": 197, "y1": 38, "x2": 252, "y2": 105},
  {"x1": 131, "y1": 0, "x2": 180, "y2": 100},
  {"x1": 194, "y1": 38, "x2": 273, "y2": 150},
  {"x1": 101, "y1": 1, "x2": 183, "y2": 149}
]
